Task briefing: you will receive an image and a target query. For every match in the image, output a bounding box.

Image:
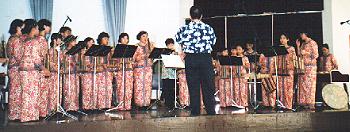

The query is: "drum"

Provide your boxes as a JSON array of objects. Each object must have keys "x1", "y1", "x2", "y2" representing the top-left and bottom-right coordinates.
[
  {"x1": 261, "y1": 77, "x2": 276, "y2": 94},
  {"x1": 322, "y1": 84, "x2": 348, "y2": 109}
]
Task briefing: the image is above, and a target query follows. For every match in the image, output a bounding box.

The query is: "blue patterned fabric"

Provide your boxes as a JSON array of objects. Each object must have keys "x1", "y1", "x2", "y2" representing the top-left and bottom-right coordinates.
[{"x1": 175, "y1": 21, "x2": 216, "y2": 53}]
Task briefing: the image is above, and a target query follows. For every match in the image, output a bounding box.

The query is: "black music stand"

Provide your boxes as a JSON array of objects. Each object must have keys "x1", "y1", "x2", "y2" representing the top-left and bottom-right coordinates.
[
  {"x1": 148, "y1": 48, "x2": 174, "y2": 110},
  {"x1": 218, "y1": 56, "x2": 244, "y2": 108},
  {"x1": 260, "y1": 45, "x2": 288, "y2": 111},
  {"x1": 148, "y1": 48, "x2": 174, "y2": 59},
  {"x1": 65, "y1": 43, "x2": 88, "y2": 116},
  {"x1": 65, "y1": 41, "x2": 85, "y2": 55},
  {"x1": 84, "y1": 45, "x2": 111, "y2": 112},
  {"x1": 106, "y1": 44, "x2": 137, "y2": 112}
]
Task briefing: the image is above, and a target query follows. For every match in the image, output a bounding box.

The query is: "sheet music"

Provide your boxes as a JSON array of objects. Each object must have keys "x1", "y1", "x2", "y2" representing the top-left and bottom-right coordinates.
[{"x1": 161, "y1": 54, "x2": 185, "y2": 68}]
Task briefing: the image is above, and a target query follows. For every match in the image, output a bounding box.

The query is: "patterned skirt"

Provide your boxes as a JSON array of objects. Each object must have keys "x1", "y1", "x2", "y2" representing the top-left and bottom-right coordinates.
[
  {"x1": 116, "y1": 70, "x2": 133, "y2": 110},
  {"x1": 133, "y1": 67, "x2": 153, "y2": 107},
  {"x1": 8, "y1": 67, "x2": 21, "y2": 120},
  {"x1": 19, "y1": 70, "x2": 40, "y2": 122}
]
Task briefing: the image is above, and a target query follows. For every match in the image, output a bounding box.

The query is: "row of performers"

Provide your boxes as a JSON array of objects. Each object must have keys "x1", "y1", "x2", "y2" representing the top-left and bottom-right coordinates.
[
  {"x1": 213, "y1": 33, "x2": 338, "y2": 110},
  {"x1": 6, "y1": 19, "x2": 191, "y2": 122},
  {"x1": 6, "y1": 19, "x2": 338, "y2": 122}
]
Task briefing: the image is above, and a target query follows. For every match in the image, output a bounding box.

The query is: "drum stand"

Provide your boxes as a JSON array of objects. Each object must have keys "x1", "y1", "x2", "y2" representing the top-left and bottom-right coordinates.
[{"x1": 45, "y1": 45, "x2": 78, "y2": 122}]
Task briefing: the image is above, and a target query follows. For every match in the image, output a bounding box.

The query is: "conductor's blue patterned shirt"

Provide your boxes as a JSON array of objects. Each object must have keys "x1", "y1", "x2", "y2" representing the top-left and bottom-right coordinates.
[{"x1": 175, "y1": 21, "x2": 216, "y2": 53}]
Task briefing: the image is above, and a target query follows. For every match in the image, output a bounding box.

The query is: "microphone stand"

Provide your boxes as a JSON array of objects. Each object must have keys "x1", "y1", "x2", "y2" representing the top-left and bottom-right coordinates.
[
  {"x1": 45, "y1": 43, "x2": 78, "y2": 122},
  {"x1": 62, "y1": 17, "x2": 71, "y2": 27}
]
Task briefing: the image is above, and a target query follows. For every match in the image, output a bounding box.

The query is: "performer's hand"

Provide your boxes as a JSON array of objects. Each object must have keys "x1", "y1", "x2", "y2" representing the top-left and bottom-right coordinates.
[
  {"x1": 87, "y1": 64, "x2": 93, "y2": 68},
  {"x1": 296, "y1": 39, "x2": 301, "y2": 47},
  {"x1": 43, "y1": 68, "x2": 51, "y2": 77},
  {"x1": 52, "y1": 65, "x2": 58, "y2": 71},
  {"x1": 103, "y1": 64, "x2": 108, "y2": 69}
]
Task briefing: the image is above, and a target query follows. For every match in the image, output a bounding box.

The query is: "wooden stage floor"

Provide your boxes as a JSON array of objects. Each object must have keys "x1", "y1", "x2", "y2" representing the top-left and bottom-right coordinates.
[{"x1": 1, "y1": 104, "x2": 350, "y2": 132}]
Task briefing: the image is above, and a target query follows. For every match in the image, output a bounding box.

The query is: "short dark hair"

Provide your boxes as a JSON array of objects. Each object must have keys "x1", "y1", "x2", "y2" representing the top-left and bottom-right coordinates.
[
  {"x1": 50, "y1": 33, "x2": 62, "y2": 48},
  {"x1": 165, "y1": 38, "x2": 174, "y2": 46},
  {"x1": 8, "y1": 19, "x2": 24, "y2": 35},
  {"x1": 322, "y1": 43, "x2": 329, "y2": 49},
  {"x1": 136, "y1": 31, "x2": 147, "y2": 40},
  {"x1": 38, "y1": 19, "x2": 51, "y2": 31},
  {"x1": 84, "y1": 37, "x2": 94, "y2": 48},
  {"x1": 59, "y1": 26, "x2": 71, "y2": 33},
  {"x1": 84, "y1": 37, "x2": 94, "y2": 43},
  {"x1": 190, "y1": 6, "x2": 202, "y2": 19},
  {"x1": 97, "y1": 32, "x2": 109, "y2": 45},
  {"x1": 118, "y1": 33, "x2": 129, "y2": 43},
  {"x1": 300, "y1": 32, "x2": 311, "y2": 38},
  {"x1": 281, "y1": 33, "x2": 290, "y2": 40},
  {"x1": 236, "y1": 45, "x2": 243, "y2": 49},
  {"x1": 22, "y1": 19, "x2": 38, "y2": 35}
]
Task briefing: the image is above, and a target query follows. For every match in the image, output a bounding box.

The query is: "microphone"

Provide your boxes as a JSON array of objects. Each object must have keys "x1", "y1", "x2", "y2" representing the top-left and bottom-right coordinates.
[
  {"x1": 67, "y1": 16, "x2": 72, "y2": 22},
  {"x1": 340, "y1": 20, "x2": 349, "y2": 25}
]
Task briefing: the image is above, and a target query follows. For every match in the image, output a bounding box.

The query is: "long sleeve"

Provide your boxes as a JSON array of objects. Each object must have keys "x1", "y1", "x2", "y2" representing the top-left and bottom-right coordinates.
[
  {"x1": 301, "y1": 40, "x2": 318, "y2": 66},
  {"x1": 7, "y1": 36, "x2": 23, "y2": 67},
  {"x1": 331, "y1": 54, "x2": 338, "y2": 70}
]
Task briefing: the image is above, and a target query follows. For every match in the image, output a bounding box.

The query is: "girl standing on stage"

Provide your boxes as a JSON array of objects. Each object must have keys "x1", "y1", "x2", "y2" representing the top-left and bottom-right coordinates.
[
  {"x1": 275, "y1": 34, "x2": 296, "y2": 110},
  {"x1": 115, "y1": 33, "x2": 134, "y2": 111},
  {"x1": 296, "y1": 32, "x2": 319, "y2": 110},
  {"x1": 218, "y1": 49, "x2": 234, "y2": 107},
  {"x1": 133, "y1": 31, "x2": 154, "y2": 108},
  {"x1": 318, "y1": 44, "x2": 338, "y2": 72},
  {"x1": 62, "y1": 35, "x2": 79, "y2": 111},
  {"x1": 80, "y1": 37, "x2": 97, "y2": 110},
  {"x1": 18, "y1": 19, "x2": 50, "y2": 122},
  {"x1": 47, "y1": 33, "x2": 63, "y2": 112},
  {"x1": 37, "y1": 19, "x2": 51, "y2": 117},
  {"x1": 7, "y1": 19, "x2": 24, "y2": 121},
  {"x1": 96, "y1": 32, "x2": 113, "y2": 109},
  {"x1": 233, "y1": 45, "x2": 250, "y2": 109}
]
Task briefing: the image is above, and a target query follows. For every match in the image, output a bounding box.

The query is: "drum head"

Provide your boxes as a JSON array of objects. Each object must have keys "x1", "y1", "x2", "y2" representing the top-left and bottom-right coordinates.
[{"x1": 322, "y1": 84, "x2": 348, "y2": 109}]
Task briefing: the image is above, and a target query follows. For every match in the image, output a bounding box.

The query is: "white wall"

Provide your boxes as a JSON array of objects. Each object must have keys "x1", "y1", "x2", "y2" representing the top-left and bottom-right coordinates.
[
  {"x1": 51, "y1": 0, "x2": 107, "y2": 42},
  {"x1": 124, "y1": 0, "x2": 193, "y2": 48},
  {"x1": 323, "y1": 0, "x2": 350, "y2": 74},
  {"x1": 0, "y1": 0, "x2": 32, "y2": 73},
  {"x1": 322, "y1": 0, "x2": 333, "y2": 51},
  {"x1": 0, "y1": 0, "x2": 32, "y2": 40}
]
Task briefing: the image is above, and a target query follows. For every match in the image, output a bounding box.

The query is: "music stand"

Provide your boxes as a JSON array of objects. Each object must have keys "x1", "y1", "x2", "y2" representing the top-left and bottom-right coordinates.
[
  {"x1": 65, "y1": 43, "x2": 89, "y2": 116},
  {"x1": 161, "y1": 54, "x2": 185, "y2": 111},
  {"x1": 218, "y1": 56, "x2": 244, "y2": 109},
  {"x1": 260, "y1": 45, "x2": 288, "y2": 111},
  {"x1": 147, "y1": 48, "x2": 174, "y2": 110},
  {"x1": 246, "y1": 54, "x2": 261, "y2": 109},
  {"x1": 106, "y1": 44, "x2": 137, "y2": 112}
]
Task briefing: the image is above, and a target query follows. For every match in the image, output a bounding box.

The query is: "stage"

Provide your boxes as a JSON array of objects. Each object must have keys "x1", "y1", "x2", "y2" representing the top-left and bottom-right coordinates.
[{"x1": 1, "y1": 104, "x2": 350, "y2": 132}]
